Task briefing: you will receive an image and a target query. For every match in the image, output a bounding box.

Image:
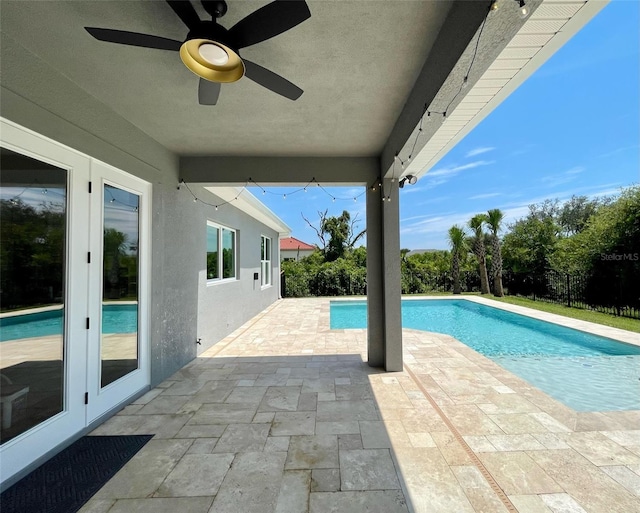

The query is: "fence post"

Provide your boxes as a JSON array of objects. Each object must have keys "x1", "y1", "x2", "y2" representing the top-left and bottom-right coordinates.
[{"x1": 566, "y1": 273, "x2": 571, "y2": 308}]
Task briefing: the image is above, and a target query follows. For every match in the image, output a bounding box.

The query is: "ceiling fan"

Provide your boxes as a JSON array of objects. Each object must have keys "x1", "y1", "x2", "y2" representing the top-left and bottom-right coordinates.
[{"x1": 85, "y1": 0, "x2": 310, "y2": 105}]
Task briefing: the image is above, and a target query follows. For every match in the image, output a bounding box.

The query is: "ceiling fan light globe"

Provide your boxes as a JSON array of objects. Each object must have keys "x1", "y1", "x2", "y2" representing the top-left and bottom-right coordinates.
[
  {"x1": 180, "y1": 39, "x2": 244, "y2": 83},
  {"x1": 198, "y1": 43, "x2": 229, "y2": 65}
]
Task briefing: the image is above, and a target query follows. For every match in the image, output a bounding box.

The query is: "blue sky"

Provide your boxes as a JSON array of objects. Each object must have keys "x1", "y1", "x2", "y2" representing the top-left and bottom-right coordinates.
[{"x1": 248, "y1": 0, "x2": 639, "y2": 250}]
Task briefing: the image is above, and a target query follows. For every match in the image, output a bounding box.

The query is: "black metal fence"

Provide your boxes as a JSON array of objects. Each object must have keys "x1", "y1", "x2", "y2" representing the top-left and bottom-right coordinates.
[
  {"x1": 503, "y1": 270, "x2": 640, "y2": 319},
  {"x1": 283, "y1": 265, "x2": 640, "y2": 319}
]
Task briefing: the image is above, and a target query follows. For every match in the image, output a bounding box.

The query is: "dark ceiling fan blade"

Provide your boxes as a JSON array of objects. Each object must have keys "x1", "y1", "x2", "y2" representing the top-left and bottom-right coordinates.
[
  {"x1": 166, "y1": 0, "x2": 201, "y2": 30},
  {"x1": 198, "y1": 79, "x2": 221, "y2": 105},
  {"x1": 228, "y1": 0, "x2": 311, "y2": 49},
  {"x1": 85, "y1": 28, "x2": 182, "y2": 50},
  {"x1": 243, "y1": 60, "x2": 303, "y2": 100}
]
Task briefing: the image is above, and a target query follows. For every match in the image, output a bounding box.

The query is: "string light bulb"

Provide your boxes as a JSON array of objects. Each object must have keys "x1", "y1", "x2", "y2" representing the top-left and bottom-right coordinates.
[{"x1": 516, "y1": 0, "x2": 529, "y2": 18}]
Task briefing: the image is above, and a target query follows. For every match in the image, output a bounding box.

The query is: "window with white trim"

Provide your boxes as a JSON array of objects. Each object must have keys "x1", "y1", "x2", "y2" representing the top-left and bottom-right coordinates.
[
  {"x1": 207, "y1": 221, "x2": 236, "y2": 281},
  {"x1": 261, "y1": 235, "x2": 271, "y2": 287}
]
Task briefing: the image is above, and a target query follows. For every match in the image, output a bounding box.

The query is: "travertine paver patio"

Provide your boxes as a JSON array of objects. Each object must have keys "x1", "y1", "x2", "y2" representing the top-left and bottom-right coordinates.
[{"x1": 81, "y1": 297, "x2": 640, "y2": 513}]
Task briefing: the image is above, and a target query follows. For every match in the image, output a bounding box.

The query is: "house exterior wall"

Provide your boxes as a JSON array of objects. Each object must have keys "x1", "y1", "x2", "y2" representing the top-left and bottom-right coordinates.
[
  {"x1": 0, "y1": 32, "x2": 280, "y2": 386},
  {"x1": 196, "y1": 195, "x2": 280, "y2": 352}
]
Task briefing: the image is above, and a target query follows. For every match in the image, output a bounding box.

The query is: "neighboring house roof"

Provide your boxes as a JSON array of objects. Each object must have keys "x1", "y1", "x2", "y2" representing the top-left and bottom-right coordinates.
[{"x1": 280, "y1": 237, "x2": 316, "y2": 251}]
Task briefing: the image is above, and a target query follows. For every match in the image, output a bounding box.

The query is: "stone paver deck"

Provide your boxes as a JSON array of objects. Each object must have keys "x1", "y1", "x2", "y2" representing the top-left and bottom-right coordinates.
[{"x1": 82, "y1": 297, "x2": 640, "y2": 513}]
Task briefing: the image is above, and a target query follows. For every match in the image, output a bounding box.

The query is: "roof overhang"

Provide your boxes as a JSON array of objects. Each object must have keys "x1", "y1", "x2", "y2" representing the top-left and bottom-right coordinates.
[
  {"x1": 205, "y1": 186, "x2": 291, "y2": 236},
  {"x1": 396, "y1": 0, "x2": 609, "y2": 180}
]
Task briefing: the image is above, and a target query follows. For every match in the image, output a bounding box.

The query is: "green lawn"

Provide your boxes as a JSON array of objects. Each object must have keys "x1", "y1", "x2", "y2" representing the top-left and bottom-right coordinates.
[{"x1": 483, "y1": 295, "x2": 640, "y2": 333}]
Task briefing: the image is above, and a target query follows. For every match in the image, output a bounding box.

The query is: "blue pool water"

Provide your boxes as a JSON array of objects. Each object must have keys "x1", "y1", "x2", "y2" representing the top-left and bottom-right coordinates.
[
  {"x1": 331, "y1": 299, "x2": 640, "y2": 411},
  {"x1": 0, "y1": 304, "x2": 138, "y2": 342}
]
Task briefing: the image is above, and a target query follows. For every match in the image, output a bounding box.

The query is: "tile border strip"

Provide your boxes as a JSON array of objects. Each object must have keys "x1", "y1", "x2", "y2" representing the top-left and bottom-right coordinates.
[{"x1": 403, "y1": 363, "x2": 518, "y2": 513}]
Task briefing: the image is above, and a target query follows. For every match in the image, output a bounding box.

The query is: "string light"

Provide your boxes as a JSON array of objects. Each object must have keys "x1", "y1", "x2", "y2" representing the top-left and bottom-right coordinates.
[
  {"x1": 178, "y1": 177, "x2": 367, "y2": 213},
  {"x1": 391, "y1": 1, "x2": 495, "y2": 179}
]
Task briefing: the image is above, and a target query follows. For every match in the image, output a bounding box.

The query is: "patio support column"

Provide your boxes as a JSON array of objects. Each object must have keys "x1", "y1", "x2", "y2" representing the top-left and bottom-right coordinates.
[{"x1": 366, "y1": 178, "x2": 402, "y2": 371}]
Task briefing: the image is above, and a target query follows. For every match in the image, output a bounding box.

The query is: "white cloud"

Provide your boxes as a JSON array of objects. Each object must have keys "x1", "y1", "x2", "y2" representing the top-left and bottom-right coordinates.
[
  {"x1": 466, "y1": 146, "x2": 495, "y2": 157},
  {"x1": 541, "y1": 166, "x2": 586, "y2": 187},
  {"x1": 468, "y1": 192, "x2": 501, "y2": 200},
  {"x1": 399, "y1": 183, "x2": 624, "y2": 250},
  {"x1": 596, "y1": 145, "x2": 639, "y2": 159},
  {"x1": 427, "y1": 160, "x2": 494, "y2": 178}
]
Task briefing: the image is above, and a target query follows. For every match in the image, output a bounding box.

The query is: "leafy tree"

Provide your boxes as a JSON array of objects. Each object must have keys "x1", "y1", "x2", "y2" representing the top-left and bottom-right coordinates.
[
  {"x1": 103, "y1": 228, "x2": 128, "y2": 299},
  {"x1": 558, "y1": 195, "x2": 605, "y2": 236},
  {"x1": 302, "y1": 210, "x2": 365, "y2": 262},
  {"x1": 448, "y1": 225, "x2": 467, "y2": 295},
  {"x1": 468, "y1": 214, "x2": 490, "y2": 294},
  {"x1": 0, "y1": 198, "x2": 65, "y2": 309},
  {"x1": 551, "y1": 186, "x2": 639, "y2": 304},
  {"x1": 502, "y1": 210, "x2": 560, "y2": 275},
  {"x1": 486, "y1": 208, "x2": 505, "y2": 296}
]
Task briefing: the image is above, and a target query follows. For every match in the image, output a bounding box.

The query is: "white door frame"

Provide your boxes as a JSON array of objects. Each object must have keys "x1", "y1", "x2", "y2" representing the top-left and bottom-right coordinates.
[
  {"x1": 0, "y1": 119, "x2": 90, "y2": 482},
  {"x1": 86, "y1": 160, "x2": 151, "y2": 423},
  {"x1": 0, "y1": 118, "x2": 151, "y2": 483}
]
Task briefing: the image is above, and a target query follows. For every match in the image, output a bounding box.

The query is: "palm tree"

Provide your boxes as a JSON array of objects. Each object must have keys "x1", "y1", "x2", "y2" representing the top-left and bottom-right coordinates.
[
  {"x1": 486, "y1": 208, "x2": 505, "y2": 297},
  {"x1": 468, "y1": 214, "x2": 490, "y2": 294},
  {"x1": 448, "y1": 225, "x2": 467, "y2": 294}
]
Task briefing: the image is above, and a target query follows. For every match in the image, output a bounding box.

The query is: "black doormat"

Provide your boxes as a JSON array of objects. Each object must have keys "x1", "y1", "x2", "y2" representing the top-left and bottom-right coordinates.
[{"x1": 1, "y1": 435, "x2": 153, "y2": 513}]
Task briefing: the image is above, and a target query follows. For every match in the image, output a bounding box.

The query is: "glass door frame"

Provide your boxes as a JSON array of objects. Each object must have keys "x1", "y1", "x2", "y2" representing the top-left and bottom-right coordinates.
[
  {"x1": 86, "y1": 160, "x2": 151, "y2": 424},
  {"x1": 0, "y1": 119, "x2": 90, "y2": 483},
  {"x1": 0, "y1": 118, "x2": 151, "y2": 484}
]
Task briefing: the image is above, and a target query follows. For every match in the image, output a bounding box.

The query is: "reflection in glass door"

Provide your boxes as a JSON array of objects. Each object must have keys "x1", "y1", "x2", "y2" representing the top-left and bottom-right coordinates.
[
  {"x1": 0, "y1": 148, "x2": 67, "y2": 444},
  {"x1": 87, "y1": 163, "x2": 149, "y2": 424},
  {"x1": 101, "y1": 185, "x2": 139, "y2": 388}
]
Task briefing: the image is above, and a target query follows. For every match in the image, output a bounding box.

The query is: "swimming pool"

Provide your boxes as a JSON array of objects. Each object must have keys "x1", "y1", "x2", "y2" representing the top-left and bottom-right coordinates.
[
  {"x1": 0, "y1": 304, "x2": 138, "y2": 342},
  {"x1": 330, "y1": 299, "x2": 640, "y2": 412}
]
